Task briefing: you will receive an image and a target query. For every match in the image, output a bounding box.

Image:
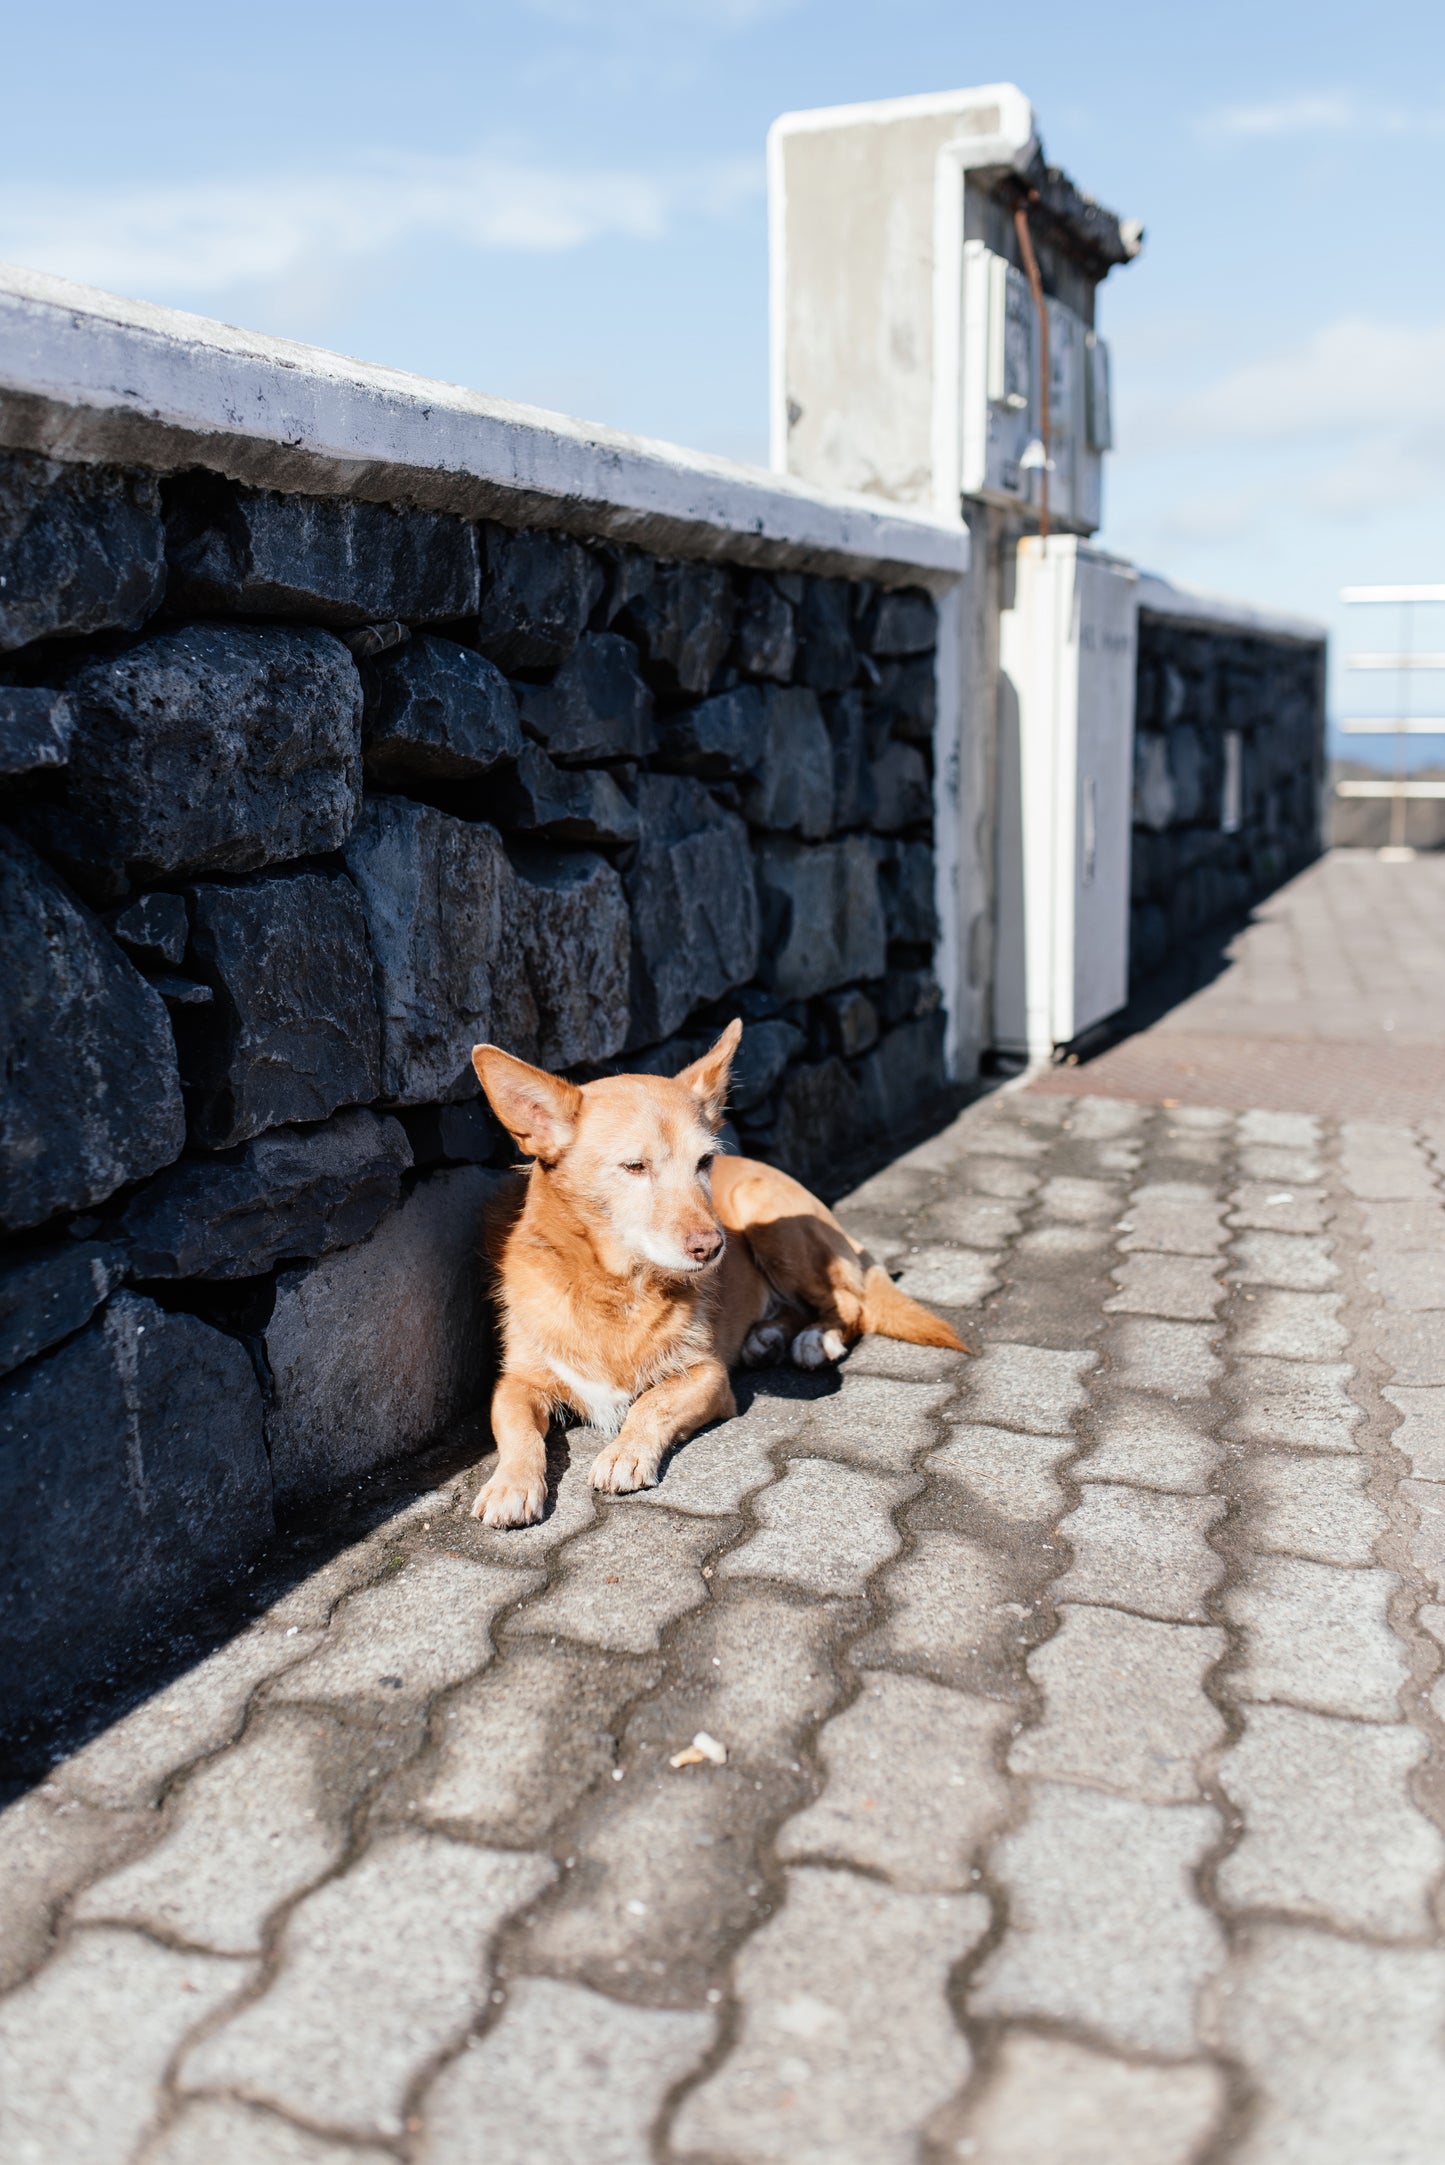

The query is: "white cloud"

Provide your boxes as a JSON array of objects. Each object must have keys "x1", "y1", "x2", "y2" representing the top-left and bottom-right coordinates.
[
  {"x1": 1131, "y1": 317, "x2": 1445, "y2": 449},
  {"x1": 1201, "y1": 91, "x2": 1444, "y2": 140},
  {"x1": 0, "y1": 147, "x2": 763, "y2": 299}
]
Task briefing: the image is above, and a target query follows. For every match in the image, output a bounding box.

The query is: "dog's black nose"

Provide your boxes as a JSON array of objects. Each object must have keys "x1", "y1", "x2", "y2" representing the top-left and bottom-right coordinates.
[{"x1": 684, "y1": 1227, "x2": 723, "y2": 1263}]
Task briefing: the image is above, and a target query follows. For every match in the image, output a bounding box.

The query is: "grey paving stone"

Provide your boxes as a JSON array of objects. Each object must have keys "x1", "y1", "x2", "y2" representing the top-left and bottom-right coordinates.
[
  {"x1": 1107, "y1": 1318, "x2": 1223, "y2": 1399},
  {"x1": 1235, "y1": 1289, "x2": 1348, "y2": 1361},
  {"x1": 270, "y1": 1553, "x2": 539, "y2": 1705},
  {"x1": 1216, "y1": 1706, "x2": 1444, "y2": 1938},
  {"x1": 717, "y1": 1460, "x2": 911, "y2": 1598},
  {"x1": 0, "y1": 1787, "x2": 153, "y2": 1993},
  {"x1": 420, "y1": 1977, "x2": 714, "y2": 2165},
  {"x1": 1227, "y1": 1358, "x2": 1362, "y2": 1452},
  {"x1": 1228, "y1": 1182, "x2": 1331, "y2": 1236},
  {"x1": 671, "y1": 1866, "x2": 987, "y2": 2165},
  {"x1": 179, "y1": 1832, "x2": 554, "y2": 2139},
  {"x1": 1231, "y1": 1230, "x2": 1339, "y2": 1291},
  {"x1": 1402, "y1": 1478, "x2": 1445, "y2": 1598},
  {"x1": 1010, "y1": 1606, "x2": 1226, "y2": 1803},
  {"x1": 928, "y1": 1424, "x2": 1075, "y2": 1520},
  {"x1": 1052, "y1": 1487, "x2": 1225, "y2": 1623},
  {"x1": 1105, "y1": 1253, "x2": 1226, "y2": 1321},
  {"x1": 1078, "y1": 1395, "x2": 1222, "y2": 1493},
  {"x1": 74, "y1": 1709, "x2": 355, "y2": 1956},
  {"x1": 1358, "y1": 1198, "x2": 1445, "y2": 1252},
  {"x1": 53, "y1": 1625, "x2": 326, "y2": 1810},
  {"x1": 798, "y1": 1373, "x2": 957, "y2": 1475},
  {"x1": 851, "y1": 1530, "x2": 1025, "y2": 1691},
  {"x1": 1224, "y1": 1557, "x2": 1409, "y2": 1719},
  {"x1": 1068, "y1": 1097, "x2": 1148, "y2": 1139},
  {"x1": 951, "y1": 2032, "x2": 1224, "y2": 2165},
  {"x1": 949, "y1": 1156, "x2": 1041, "y2": 1199},
  {"x1": 1243, "y1": 1453, "x2": 1385, "y2": 1565},
  {"x1": 0, "y1": 1927, "x2": 248, "y2": 2165},
  {"x1": 466, "y1": 1446, "x2": 600, "y2": 1561},
  {"x1": 776, "y1": 1673, "x2": 1011, "y2": 1889},
  {"x1": 1165, "y1": 1105, "x2": 1233, "y2": 1131},
  {"x1": 1372, "y1": 1311, "x2": 1445, "y2": 1385},
  {"x1": 510, "y1": 1506, "x2": 722, "y2": 1652},
  {"x1": 1015, "y1": 1224, "x2": 1114, "y2": 1259},
  {"x1": 417, "y1": 1641, "x2": 654, "y2": 1842},
  {"x1": 630, "y1": 1586, "x2": 843, "y2": 1768},
  {"x1": 960, "y1": 1343, "x2": 1097, "y2": 1435},
  {"x1": 894, "y1": 1247, "x2": 1001, "y2": 1308},
  {"x1": 1240, "y1": 1110, "x2": 1319, "y2": 1151},
  {"x1": 1338, "y1": 1125, "x2": 1435, "y2": 1201},
  {"x1": 1206, "y1": 1925, "x2": 1445, "y2": 2165},
  {"x1": 840, "y1": 1335, "x2": 971, "y2": 1383},
  {"x1": 1088, "y1": 1140, "x2": 1143, "y2": 1175},
  {"x1": 635, "y1": 1391, "x2": 800, "y2": 1516},
  {"x1": 1238, "y1": 1144, "x2": 1322, "y2": 1186},
  {"x1": 1117, "y1": 1182, "x2": 1226, "y2": 1256},
  {"x1": 917, "y1": 1193, "x2": 1026, "y2": 1248},
  {"x1": 1036, "y1": 1175, "x2": 1122, "y2": 1223},
  {"x1": 143, "y1": 2097, "x2": 394, "y2": 2165},
  {"x1": 969, "y1": 1782, "x2": 1225, "y2": 2054},
  {"x1": 1368, "y1": 1248, "x2": 1445, "y2": 1312}
]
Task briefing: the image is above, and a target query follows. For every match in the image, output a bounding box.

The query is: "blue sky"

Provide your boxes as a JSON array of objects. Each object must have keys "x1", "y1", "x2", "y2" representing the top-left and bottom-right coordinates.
[{"x1": 3, "y1": 0, "x2": 1443, "y2": 758}]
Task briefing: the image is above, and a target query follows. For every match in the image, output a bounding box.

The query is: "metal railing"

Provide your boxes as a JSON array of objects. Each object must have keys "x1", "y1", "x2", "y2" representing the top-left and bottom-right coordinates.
[{"x1": 1336, "y1": 584, "x2": 1445, "y2": 857}]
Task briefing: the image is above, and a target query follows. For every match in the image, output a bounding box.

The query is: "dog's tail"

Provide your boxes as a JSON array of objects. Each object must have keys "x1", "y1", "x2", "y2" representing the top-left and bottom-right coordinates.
[{"x1": 860, "y1": 1265, "x2": 970, "y2": 1352}]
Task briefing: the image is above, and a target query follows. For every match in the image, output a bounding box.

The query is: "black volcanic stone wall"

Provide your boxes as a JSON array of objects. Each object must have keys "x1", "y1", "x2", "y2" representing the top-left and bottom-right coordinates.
[
  {"x1": 1130, "y1": 615, "x2": 1325, "y2": 987},
  {"x1": 0, "y1": 450, "x2": 946, "y2": 1731}
]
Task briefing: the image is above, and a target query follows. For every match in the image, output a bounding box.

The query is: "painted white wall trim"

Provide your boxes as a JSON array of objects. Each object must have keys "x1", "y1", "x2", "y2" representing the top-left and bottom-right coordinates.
[{"x1": 1136, "y1": 571, "x2": 1324, "y2": 646}]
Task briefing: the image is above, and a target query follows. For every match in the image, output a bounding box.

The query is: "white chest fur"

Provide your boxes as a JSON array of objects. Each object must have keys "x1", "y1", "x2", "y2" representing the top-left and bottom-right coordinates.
[{"x1": 547, "y1": 1355, "x2": 635, "y2": 1436}]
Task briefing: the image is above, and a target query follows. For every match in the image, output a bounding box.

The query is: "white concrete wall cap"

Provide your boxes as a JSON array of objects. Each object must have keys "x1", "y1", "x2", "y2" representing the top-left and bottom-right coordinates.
[
  {"x1": 770, "y1": 82, "x2": 1035, "y2": 167},
  {"x1": 0, "y1": 262, "x2": 969, "y2": 587},
  {"x1": 1136, "y1": 571, "x2": 1325, "y2": 647}
]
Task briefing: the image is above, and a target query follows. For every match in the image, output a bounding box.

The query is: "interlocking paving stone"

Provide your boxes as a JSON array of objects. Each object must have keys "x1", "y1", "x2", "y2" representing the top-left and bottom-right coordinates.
[
  {"x1": 1402, "y1": 1478, "x2": 1445, "y2": 1598},
  {"x1": 0, "y1": 1787, "x2": 153, "y2": 1993},
  {"x1": 628, "y1": 1586, "x2": 842, "y2": 1768},
  {"x1": 959, "y1": 1342, "x2": 1097, "y2": 1434},
  {"x1": 74, "y1": 1709, "x2": 356, "y2": 1955},
  {"x1": 1372, "y1": 1311, "x2": 1445, "y2": 1385},
  {"x1": 1234, "y1": 1288, "x2": 1348, "y2": 1361},
  {"x1": 671, "y1": 1866, "x2": 987, "y2": 2165},
  {"x1": 143, "y1": 2097, "x2": 395, "y2": 2165},
  {"x1": 1339, "y1": 1123, "x2": 1435, "y2": 1200},
  {"x1": 1226, "y1": 1357, "x2": 1362, "y2": 1452},
  {"x1": 895, "y1": 1246, "x2": 1001, "y2": 1307},
  {"x1": 928, "y1": 1423, "x2": 1076, "y2": 1520},
  {"x1": 917, "y1": 1193, "x2": 1026, "y2": 1247},
  {"x1": 509, "y1": 1506, "x2": 722, "y2": 1652},
  {"x1": 1242, "y1": 1453, "x2": 1385, "y2": 1565},
  {"x1": 0, "y1": 1927, "x2": 249, "y2": 2165},
  {"x1": 1216, "y1": 1706, "x2": 1444, "y2": 1937},
  {"x1": 776, "y1": 1673, "x2": 1011, "y2": 1889},
  {"x1": 269, "y1": 1553, "x2": 540, "y2": 1705},
  {"x1": 1224, "y1": 1556, "x2": 1409, "y2": 1719},
  {"x1": 1206, "y1": 1925, "x2": 1445, "y2": 2165},
  {"x1": 420, "y1": 1977, "x2": 714, "y2": 2165},
  {"x1": 1035, "y1": 1175, "x2": 1121, "y2": 1222},
  {"x1": 1230, "y1": 1228, "x2": 1338, "y2": 1290},
  {"x1": 1240, "y1": 1110, "x2": 1319, "y2": 1150},
  {"x1": 1105, "y1": 1252, "x2": 1226, "y2": 1320},
  {"x1": 1077, "y1": 1395, "x2": 1222, "y2": 1493},
  {"x1": 1052, "y1": 1486, "x2": 1225, "y2": 1622},
  {"x1": 1009, "y1": 1606, "x2": 1226, "y2": 1803},
  {"x1": 1069, "y1": 1097, "x2": 1148, "y2": 1139},
  {"x1": 851, "y1": 1529, "x2": 1027, "y2": 1692},
  {"x1": 717, "y1": 1459, "x2": 912, "y2": 1597},
  {"x1": 951, "y1": 2032, "x2": 1225, "y2": 2165},
  {"x1": 1228, "y1": 1181, "x2": 1331, "y2": 1235},
  {"x1": 179, "y1": 1832, "x2": 554, "y2": 2139},
  {"x1": 950, "y1": 1157, "x2": 1041, "y2": 1199},
  {"x1": 465, "y1": 1445, "x2": 601, "y2": 1558},
  {"x1": 635, "y1": 1391, "x2": 799, "y2": 1515},
  {"x1": 1116, "y1": 1181, "x2": 1227, "y2": 1255},
  {"x1": 1107, "y1": 1316, "x2": 1223, "y2": 1398},
  {"x1": 969, "y1": 1783, "x2": 1225, "y2": 2054},
  {"x1": 1358, "y1": 1198, "x2": 1444, "y2": 1251},
  {"x1": 1367, "y1": 1248, "x2": 1445, "y2": 1311},
  {"x1": 1014, "y1": 1223, "x2": 1113, "y2": 1259},
  {"x1": 797, "y1": 1373, "x2": 957, "y2": 1475},
  {"x1": 1237, "y1": 1144, "x2": 1322, "y2": 1185}
]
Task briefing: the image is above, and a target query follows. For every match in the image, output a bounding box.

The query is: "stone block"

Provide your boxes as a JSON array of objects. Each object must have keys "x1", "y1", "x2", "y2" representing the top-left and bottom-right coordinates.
[
  {"x1": 0, "y1": 1293, "x2": 271, "y2": 1728},
  {"x1": 271, "y1": 1553, "x2": 536, "y2": 1707},
  {"x1": 929, "y1": 1422, "x2": 1071, "y2": 1519},
  {"x1": 1109, "y1": 1316, "x2": 1223, "y2": 1398},
  {"x1": 795, "y1": 577, "x2": 858, "y2": 693},
  {"x1": 851, "y1": 1528, "x2": 1018, "y2": 1692},
  {"x1": 516, "y1": 632, "x2": 655, "y2": 765},
  {"x1": 624, "y1": 774, "x2": 758, "y2": 1044},
  {"x1": 718, "y1": 1457, "x2": 911, "y2": 1597},
  {"x1": 729, "y1": 1016, "x2": 806, "y2": 1111},
  {"x1": 1372, "y1": 1310, "x2": 1445, "y2": 1385},
  {"x1": 28, "y1": 624, "x2": 362, "y2": 903},
  {"x1": 1236, "y1": 1288, "x2": 1347, "y2": 1361},
  {"x1": 1119, "y1": 1180, "x2": 1226, "y2": 1254},
  {"x1": 1224, "y1": 1556, "x2": 1408, "y2": 1719},
  {"x1": 145, "y1": 2099, "x2": 394, "y2": 2165},
  {"x1": 178, "y1": 1831, "x2": 554, "y2": 2141},
  {"x1": 0, "y1": 451, "x2": 164, "y2": 652},
  {"x1": 1054, "y1": 1485, "x2": 1225, "y2": 1622},
  {"x1": 862, "y1": 587, "x2": 936, "y2": 658},
  {"x1": 165, "y1": 479, "x2": 480, "y2": 626},
  {"x1": 0, "y1": 1240, "x2": 124, "y2": 1379},
  {"x1": 359, "y1": 631, "x2": 522, "y2": 783},
  {"x1": 953, "y1": 2033, "x2": 1224, "y2": 2165},
  {"x1": 755, "y1": 835, "x2": 886, "y2": 1001},
  {"x1": 507, "y1": 841, "x2": 632, "y2": 1069},
  {"x1": 961, "y1": 1341, "x2": 1096, "y2": 1435},
  {"x1": 1012, "y1": 1605, "x2": 1226, "y2": 1803},
  {"x1": 610, "y1": 553, "x2": 734, "y2": 694},
  {"x1": 873, "y1": 835, "x2": 937, "y2": 945},
  {"x1": 655, "y1": 683, "x2": 768, "y2": 779},
  {"x1": 120, "y1": 1107, "x2": 411, "y2": 1280},
  {"x1": 400, "y1": 1098, "x2": 507, "y2": 1168},
  {"x1": 509, "y1": 1506, "x2": 718, "y2": 1654},
  {"x1": 766, "y1": 1056, "x2": 868, "y2": 1180},
  {"x1": 735, "y1": 571, "x2": 797, "y2": 680},
  {"x1": 474, "y1": 521, "x2": 606, "y2": 671},
  {"x1": 487, "y1": 743, "x2": 639, "y2": 844},
  {"x1": 172, "y1": 872, "x2": 380, "y2": 1147},
  {"x1": 873, "y1": 654, "x2": 935, "y2": 741},
  {"x1": 1383, "y1": 1386, "x2": 1445, "y2": 1477},
  {"x1": 108, "y1": 889, "x2": 188, "y2": 967},
  {"x1": 1080, "y1": 1395, "x2": 1221, "y2": 1493},
  {"x1": 853, "y1": 1011, "x2": 946, "y2": 1136},
  {"x1": 1106, "y1": 1252, "x2": 1226, "y2": 1320},
  {"x1": 0, "y1": 687, "x2": 72, "y2": 778},
  {"x1": 825, "y1": 689, "x2": 877, "y2": 830},
  {"x1": 819, "y1": 985, "x2": 880, "y2": 1058},
  {"x1": 738, "y1": 685, "x2": 834, "y2": 837},
  {"x1": 1226, "y1": 1357, "x2": 1362, "y2": 1451},
  {"x1": 1369, "y1": 1247, "x2": 1445, "y2": 1310},
  {"x1": 870, "y1": 738, "x2": 931, "y2": 832},
  {"x1": 1232, "y1": 1229, "x2": 1338, "y2": 1289},
  {"x1": 0, "y1": 829, "x2": 184, "y2": 1234},
  {"x1": 1244, "y1": 1452, "x2": 1384, "y2": 1565},
  {"x1": 262, "y1": 1165, "x2": 503, "y2": 1505}
]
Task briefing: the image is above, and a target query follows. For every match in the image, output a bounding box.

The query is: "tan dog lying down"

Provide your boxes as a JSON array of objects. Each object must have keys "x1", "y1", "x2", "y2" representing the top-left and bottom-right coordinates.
[{"x1": 469, "y1": 1017, "x2": 965, "y2": 1528}]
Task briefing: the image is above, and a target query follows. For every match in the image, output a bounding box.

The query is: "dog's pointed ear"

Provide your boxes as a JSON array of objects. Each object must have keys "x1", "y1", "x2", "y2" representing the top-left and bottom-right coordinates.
[
  {"x1": 472, "y1": 1045, "x2": 582, "y2": 1164},
  {"x1": 675, "y1": 1017, "x2": 742, "y2": 1129}
]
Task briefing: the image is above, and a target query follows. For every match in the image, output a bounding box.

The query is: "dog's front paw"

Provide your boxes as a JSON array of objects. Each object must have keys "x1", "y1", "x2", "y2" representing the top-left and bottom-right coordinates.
[
  {"x1": 471, "y1": 1470, "x2": 547, "y2": 1527},
  {"x1": 589, "y1": 1442, "x2": 661, "y2": 1495},
  {"x1": 741, "y1": 1321, "x2": 787, "y2": 1367},
  {"x1": 791, "y1": 1324, "x2": 847, "y2": 1370}
]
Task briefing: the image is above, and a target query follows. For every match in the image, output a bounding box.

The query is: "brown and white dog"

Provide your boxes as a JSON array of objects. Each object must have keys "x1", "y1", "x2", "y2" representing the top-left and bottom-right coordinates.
[{"x1": 469, "y1": 1017, "x2": 965, "y2": 1527}]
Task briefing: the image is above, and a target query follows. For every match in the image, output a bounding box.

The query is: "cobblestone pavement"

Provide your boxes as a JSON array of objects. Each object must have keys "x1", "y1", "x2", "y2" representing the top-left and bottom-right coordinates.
[{"x1": 4, "y1": 1061, "x2": 1445, "y2": 2163}]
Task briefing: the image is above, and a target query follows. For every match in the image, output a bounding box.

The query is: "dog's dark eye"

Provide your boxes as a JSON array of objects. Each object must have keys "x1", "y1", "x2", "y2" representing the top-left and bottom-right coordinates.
[
  {"x1": 621, "y1": 1160, "x2": 648, "y2": 1175},
  {"x1": 697, "y1": 1153, "x2": 715, "y2": 1173}
]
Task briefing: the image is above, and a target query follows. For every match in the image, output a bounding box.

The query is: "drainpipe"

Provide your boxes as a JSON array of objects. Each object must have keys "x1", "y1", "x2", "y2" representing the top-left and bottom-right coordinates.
[{"x1": 1012, "y1": 194, "x2": 1051, "y2": 543}]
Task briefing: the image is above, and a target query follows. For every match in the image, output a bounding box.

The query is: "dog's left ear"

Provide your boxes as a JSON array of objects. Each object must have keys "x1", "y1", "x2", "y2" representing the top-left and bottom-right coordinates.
[{"x1": 676, "y1": 1017, "x2": 742, "y2": 1129}]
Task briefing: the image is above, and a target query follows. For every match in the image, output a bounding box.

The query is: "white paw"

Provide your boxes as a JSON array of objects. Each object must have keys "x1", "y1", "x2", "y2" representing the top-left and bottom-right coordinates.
[
  {"x1": 589, "y1": 1444, "x2": 661, "y2": 1495},
  {"x1": 471, "y1": 1472, "x2": 547, "y2": 1527},
  {"x1": 741, "y1": 1322, "x2": 787, "y2": 1367},
  {"x1": 791, "y1": 1325, "x2": 847, "y2": 1370}
]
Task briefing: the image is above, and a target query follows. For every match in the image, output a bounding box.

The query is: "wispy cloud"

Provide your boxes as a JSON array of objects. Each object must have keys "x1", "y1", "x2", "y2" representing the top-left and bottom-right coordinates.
[
  {"x1": 0, "y1": 147, "x2": 763, "y2": 299},
  {"x1": 1162, "y1": 318, "x2": 1445, "y2": 444},
  {"x1": 1201, "y1": 90, "x2": 1445, "y2": 140}
]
